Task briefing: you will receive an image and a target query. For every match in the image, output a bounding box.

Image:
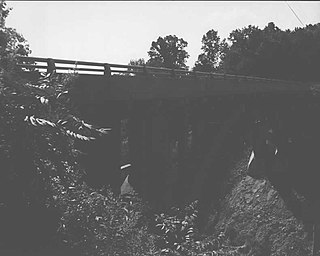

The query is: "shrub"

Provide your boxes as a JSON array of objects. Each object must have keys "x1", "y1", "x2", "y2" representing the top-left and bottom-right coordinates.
[
  {"x1": 54, "y1": 182, "x2": 157, "y2": 255},
  {"x1": 154, "y1": 200, "x2": 222, "y2": 256}
]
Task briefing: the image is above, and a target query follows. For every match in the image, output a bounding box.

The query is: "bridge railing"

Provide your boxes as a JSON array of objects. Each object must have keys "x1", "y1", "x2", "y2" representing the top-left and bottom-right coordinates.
[
  {"x1": 16, "y1": 55, "x2": 305, "y2": 86},
  {"x1": 17, "y1": 56, "x2": 217, "y2": 78}
]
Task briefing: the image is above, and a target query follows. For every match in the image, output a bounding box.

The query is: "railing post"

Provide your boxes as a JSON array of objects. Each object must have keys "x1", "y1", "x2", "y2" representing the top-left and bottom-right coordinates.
[
  {"x1": 46, "y1": 58, "x2": 56, "y2": 74},
  {"x1": 104, "y1": 64, "x2": 111, "y2": 78}
]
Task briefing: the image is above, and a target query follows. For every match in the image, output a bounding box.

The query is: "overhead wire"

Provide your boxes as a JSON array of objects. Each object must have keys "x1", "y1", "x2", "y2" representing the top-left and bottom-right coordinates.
[{"x1": 285, "y1": 1, "x2": 305, "y2": 27}]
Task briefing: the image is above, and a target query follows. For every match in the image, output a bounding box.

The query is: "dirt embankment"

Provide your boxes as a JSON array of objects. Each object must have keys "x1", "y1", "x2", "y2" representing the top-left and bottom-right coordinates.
[{"x1": 204, "y1": 154, "x2": 313, "y2": 256}]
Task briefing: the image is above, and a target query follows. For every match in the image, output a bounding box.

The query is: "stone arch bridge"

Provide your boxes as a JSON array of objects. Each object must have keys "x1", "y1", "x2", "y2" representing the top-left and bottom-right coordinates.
[{"x1": 18, "y1": 56, "x2": 320, "y2": 212}]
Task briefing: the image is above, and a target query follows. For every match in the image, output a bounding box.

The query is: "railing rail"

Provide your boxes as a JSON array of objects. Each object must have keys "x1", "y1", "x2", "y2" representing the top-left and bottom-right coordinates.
[{"x1": 17, "y1": 55, "x2": 307, "y2": 86}]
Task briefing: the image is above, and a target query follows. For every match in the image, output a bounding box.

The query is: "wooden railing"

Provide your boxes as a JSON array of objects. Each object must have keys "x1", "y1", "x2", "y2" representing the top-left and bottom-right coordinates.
[{"x1": 17, "y1": 56, "x2": 306, "y2": 86}]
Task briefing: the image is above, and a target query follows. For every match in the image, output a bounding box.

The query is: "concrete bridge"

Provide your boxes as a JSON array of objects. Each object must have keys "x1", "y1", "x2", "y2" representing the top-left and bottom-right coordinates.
[{"x1": 18, "y1": 56, "x2": 320, "y2": 212}]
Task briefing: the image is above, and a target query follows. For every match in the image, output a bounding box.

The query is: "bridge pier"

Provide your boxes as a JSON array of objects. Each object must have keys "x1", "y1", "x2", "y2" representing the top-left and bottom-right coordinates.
[
  {"x1": 149, "y1": 100, "x2": 172, "y2": 208},
  {"x1": 128, "y1": 101, "x2": 151, "y2": 196},
  {"x1": 128, "y1": 100, "x2": 173, "y2": 209},
  {"x1": 128, "y1": 99, "x2": 192, "y2": 209},
  {"x1": 170, "y1": 100, "x2": 189, "y2": 205}
]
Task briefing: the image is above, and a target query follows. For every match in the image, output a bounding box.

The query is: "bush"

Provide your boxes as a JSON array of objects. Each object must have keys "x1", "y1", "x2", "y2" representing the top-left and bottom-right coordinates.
[
  {"x1": 154, "y1": 200, "x2": 222, "y2": 256},
  {"x1": 54, "y1": 182, "x2": 157, "y2": 255}
]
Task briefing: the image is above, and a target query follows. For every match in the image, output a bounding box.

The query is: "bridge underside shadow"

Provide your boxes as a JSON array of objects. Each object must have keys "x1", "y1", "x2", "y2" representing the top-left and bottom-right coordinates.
[{"x1": 71, "y1": 77, "x2": 320, "y2": 214}]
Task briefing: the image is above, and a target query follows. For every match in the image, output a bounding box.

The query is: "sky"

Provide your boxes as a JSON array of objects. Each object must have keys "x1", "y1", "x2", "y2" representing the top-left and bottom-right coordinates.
[{"x1": 5, "y1": 1, "x2": 320, "y2": 68}]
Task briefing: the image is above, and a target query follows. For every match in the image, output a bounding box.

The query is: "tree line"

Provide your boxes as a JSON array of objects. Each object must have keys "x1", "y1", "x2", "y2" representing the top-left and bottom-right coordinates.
[{"x1": 130, "y1": 22, "x2": 320, "y2": 82}]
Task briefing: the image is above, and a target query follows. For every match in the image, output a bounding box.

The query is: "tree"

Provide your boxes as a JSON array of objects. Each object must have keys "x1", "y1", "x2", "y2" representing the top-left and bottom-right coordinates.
[
  {"x1": 193, "y1": 29, "x2": 228, "y2": 73},
  {"x1": 0, "y1": 0, "x2": 111, "y2": 248},
  {"x1": 222, "y1": 22, "x2": 320, "y2": 81},
  {"x1": 288, "y1": 23, "x2": 320, "y2": 81},
  {"x1": 0, "y1": 1, "x2": 30, "y2": 70},
  {"x1": 147, "y1": 35, "x2": 190, "y2": 70},
  {"x1": 222, "y1": 25, "x2": 263, "y2": 76}
]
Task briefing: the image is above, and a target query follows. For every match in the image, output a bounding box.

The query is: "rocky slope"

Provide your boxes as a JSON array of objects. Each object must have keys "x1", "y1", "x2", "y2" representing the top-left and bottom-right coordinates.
[{"x1": 204, "y1": 153, "x2": 313, "y2": 256}]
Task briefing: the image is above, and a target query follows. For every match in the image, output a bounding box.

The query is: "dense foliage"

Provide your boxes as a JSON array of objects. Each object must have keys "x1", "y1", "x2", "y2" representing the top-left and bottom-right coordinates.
[
  {"x1": 55, "y1": 185, "x2": 157, "y2": 255},
  {"x1": 147, "y1": 35, "x2": 190, "y2": 70},
  {"x1": 135, "y1": 22, "x2": 320, "y2": 82},
  {"x1": 221, "y1": 22, "x2": 320, "y2": 81},
  {"x1": 194, "y1": 29, "x2": 228, "y2": 73},
  {"x1": 0, "y1": 10, "x2": 108, "y2": 210}
]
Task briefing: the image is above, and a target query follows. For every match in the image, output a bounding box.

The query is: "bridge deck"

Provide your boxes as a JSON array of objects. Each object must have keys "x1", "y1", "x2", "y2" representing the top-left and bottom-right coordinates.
[{"x1": 17, "y1": 56, "x2": 311, "y2": 101}]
